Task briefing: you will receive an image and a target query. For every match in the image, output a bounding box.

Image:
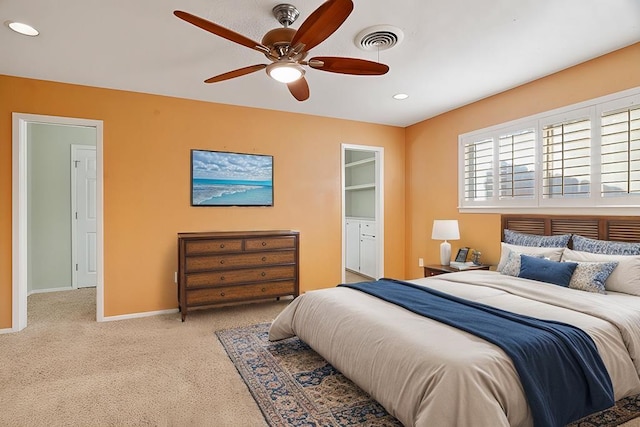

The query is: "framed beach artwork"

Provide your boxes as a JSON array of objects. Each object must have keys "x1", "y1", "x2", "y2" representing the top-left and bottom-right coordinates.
[{"x1": 191, "y1": 149, "x2": 274, "y2": 206}]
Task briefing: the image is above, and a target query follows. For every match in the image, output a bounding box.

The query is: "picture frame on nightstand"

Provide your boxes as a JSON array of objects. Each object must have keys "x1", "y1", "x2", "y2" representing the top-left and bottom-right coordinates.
[{"x1": 454, "y1": 247, "x2": 469, "y2": 263}]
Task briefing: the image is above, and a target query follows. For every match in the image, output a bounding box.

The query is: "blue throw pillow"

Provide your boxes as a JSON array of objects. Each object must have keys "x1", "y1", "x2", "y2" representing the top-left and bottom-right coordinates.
[{"x1": 519, "y1": 255, "x2": 578, "y2": 287}]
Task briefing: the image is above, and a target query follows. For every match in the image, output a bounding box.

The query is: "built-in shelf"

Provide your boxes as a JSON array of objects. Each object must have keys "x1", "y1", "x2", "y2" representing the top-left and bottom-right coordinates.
[
  {"x1": 346, "y1": 183, "x2": 375, "y2": 191},
  {"x1": 345, "y1": 158, "x2": 375, "y2": 168}
]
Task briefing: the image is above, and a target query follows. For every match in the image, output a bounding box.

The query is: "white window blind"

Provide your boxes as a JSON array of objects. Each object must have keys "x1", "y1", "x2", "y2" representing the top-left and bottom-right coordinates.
[
  {"x1": 464, "y1": 138, "x2": 493, "y2": 201},
  {"x1": 498, "y1": 129, "x2": 535, "y2": 199},
  {"x1": 542, "y1": 117, "x2": 591, "y2": 199},
  {"x1": 459, "y1": 87, "x2": 640, "y2": 212},
  {"x1": 601, "y1": 105, "x2": 640, "y2": 197}
]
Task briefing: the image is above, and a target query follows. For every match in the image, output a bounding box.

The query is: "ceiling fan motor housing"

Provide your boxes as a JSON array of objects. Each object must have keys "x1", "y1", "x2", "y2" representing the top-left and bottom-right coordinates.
[
  {"x1": 272, "y1": 4, "x2": 300, "y2": 27},
  {"x1": 262, "y1": 27, "x2": 305, "y2": 61}
]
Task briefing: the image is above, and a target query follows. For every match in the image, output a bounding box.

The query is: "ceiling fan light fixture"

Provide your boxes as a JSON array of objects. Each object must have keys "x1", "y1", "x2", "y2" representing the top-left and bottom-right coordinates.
[{"x1": 266, "y1": 61, "x2": 305, "y2": 83}]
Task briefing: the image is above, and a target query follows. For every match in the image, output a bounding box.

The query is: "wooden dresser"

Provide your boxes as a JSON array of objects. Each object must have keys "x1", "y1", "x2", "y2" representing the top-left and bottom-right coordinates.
[{"x1": 177, "y1": 230, "x2": 299, "y2": 321}]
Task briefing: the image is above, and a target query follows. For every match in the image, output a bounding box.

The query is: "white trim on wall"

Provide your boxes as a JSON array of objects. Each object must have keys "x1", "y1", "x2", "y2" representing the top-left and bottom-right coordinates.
[
  {"x1": 11, "y1": 113, "x2": 104, "y2": 332},
  {"x1": 341, "y1": 143, "x2": 385, "y2": 282}
]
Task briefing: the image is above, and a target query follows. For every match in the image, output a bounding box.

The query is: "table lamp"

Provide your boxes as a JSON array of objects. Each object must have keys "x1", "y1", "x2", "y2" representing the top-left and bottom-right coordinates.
[{"x1": 431, "y1": 220, "x2": 460, "y2": 266}]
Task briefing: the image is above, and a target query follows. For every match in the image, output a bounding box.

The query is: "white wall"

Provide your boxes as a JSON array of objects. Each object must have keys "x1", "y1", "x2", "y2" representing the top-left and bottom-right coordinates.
[{"x1": 27, "y1": 123, "x2": 96, "y2": 292}]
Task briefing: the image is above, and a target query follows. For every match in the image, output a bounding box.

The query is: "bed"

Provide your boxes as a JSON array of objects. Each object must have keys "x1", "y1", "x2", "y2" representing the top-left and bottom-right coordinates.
[{"x1": 269, "y1": 215, "x2": 640, "y2": 427}]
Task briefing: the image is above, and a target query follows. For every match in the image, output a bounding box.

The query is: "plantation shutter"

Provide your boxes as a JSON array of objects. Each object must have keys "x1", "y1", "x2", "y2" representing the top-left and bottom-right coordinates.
[
  {"x1": 498, "y1": 129, "x2": 536, "y2": 199},
  {"x1": 600, "y1": 105, "x2": 640, "y2": 197},
  {"x1": 464, "y1": 138, "x2": 493, "y2": 201},
  {"x1": 542, "y1": 117, "x2": 591, "y2": 198}
]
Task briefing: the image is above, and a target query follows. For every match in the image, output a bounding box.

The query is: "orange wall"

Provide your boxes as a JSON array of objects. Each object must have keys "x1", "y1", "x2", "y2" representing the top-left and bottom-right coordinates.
[
  {"x1": 3, "y1": 43, "x2": 639, "y2": 328},
  {"x1": 0, "y1": 76, "x2": 406, "y2": 327},
  {"x1": 405, "y1": 42, "x2": 640, "y2": 278}
]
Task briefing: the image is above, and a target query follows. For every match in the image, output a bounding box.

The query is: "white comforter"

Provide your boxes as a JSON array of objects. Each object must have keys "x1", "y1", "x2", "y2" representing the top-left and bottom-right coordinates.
[{"x1": 269, "y1": 271, "x2": 640, "y2": 427}]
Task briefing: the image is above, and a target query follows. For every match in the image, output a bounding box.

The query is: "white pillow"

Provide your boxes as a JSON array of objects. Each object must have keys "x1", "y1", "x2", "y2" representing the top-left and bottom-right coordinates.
[
  {"x1": 561, "y1": 248, "x2": 640, "y2": 296},
  {"x1": 497, "y1": 243, "x2": 565, "y2": 272}
]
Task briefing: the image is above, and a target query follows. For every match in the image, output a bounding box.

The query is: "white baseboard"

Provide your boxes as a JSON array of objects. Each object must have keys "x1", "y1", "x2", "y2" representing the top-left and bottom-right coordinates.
[
  {"x1": 101, "y1": 308, "x2": 179, "y2": 322},
  {"x1": 28, "y1": 286, "x2": 74, "y2": 295},
  {"x1": 0, "y1": 327, "x2": 16, "y2": 335}
]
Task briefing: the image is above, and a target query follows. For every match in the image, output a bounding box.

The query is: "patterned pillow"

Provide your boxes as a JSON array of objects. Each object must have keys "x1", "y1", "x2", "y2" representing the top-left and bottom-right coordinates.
[
  {"x1": 504, "y1": 229, "x2": 571, "y2": 248},
  {"x1": 566, "y1": 261, "x2": 618, "y2": 294},
  {"x1": 497, "y1": 243, "x2": 565, "y2": 272},
  {"x1": 572, "y1": 235, "x2": 640, "y2": 256},
  {"x1": 500, "y1": 252, "x2": 544, "y2": 277},
  {"x1": 562, "y1": 248, "x2": 640, "y2": 296}
]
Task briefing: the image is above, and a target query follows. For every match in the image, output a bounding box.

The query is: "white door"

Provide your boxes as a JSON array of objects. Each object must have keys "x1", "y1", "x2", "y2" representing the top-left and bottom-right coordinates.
[
  {"x1": 360, "y1": 235, "x2": 377, "y2": 278},
  {"x1": 345, "y1": 220, "x2": 361, "y2": 271},
  {"x1": 72, "y1": 145, "x2": 97, "y2": 288}
]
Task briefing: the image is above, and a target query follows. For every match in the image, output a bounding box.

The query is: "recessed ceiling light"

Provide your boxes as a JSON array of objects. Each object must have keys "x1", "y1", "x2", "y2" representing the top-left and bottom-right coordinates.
[
  {"x1": 6, "y1": 21, "x2": 39, "y2": 37},
  {"x1": 393, "y1": 93, "x2": 409, "y2": 100}
]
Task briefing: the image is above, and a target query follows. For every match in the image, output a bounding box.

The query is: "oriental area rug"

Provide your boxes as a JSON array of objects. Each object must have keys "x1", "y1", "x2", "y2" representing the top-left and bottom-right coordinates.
[{"x1": 216, "y1": 323, "x2": 640, "y2": 427}]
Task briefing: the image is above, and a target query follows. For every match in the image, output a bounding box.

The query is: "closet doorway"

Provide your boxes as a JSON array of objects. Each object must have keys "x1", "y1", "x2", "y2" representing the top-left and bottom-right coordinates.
[
  {"x1": 12, "y1": 113, "x2": 104, "y2": 332},
  {"x1": 341, "y1": 144, "x2": 384, "y2": 283}
]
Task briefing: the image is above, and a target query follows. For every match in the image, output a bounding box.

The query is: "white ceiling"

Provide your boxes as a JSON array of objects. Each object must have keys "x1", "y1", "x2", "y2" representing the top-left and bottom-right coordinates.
[{"x1": 2, "y1": 0, "x2": 639, "y2": 127}]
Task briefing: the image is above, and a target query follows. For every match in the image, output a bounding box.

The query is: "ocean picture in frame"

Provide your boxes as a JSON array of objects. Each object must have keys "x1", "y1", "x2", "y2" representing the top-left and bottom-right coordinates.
[{"x1": 191, "y1": 149, "x2": 274, "y2": 206}]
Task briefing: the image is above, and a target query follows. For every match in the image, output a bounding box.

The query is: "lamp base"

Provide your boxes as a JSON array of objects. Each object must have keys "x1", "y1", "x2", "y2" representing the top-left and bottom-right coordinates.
[{"x1": 440, "y1": 240, "x2": 451, "y2": 266}]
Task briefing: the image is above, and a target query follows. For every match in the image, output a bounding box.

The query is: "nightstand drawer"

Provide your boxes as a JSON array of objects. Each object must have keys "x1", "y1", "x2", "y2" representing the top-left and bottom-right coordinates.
[{"x1": 423, "y1": 264, "x2": 491, "y2": 277}]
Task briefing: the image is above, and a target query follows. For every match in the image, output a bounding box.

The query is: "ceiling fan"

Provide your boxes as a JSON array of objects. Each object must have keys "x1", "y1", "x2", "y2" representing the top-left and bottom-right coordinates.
[{"x1": 173, "y1": 0, "x2": 389, "y2": 101}]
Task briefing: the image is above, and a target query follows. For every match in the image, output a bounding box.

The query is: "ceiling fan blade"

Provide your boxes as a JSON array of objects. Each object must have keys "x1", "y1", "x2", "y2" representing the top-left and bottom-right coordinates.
[
  {"x1": 287, "y1": 77, "x2": 310, "y2": 101},
  {"x1": 204, "y1": 64, "x2": 267, "y2": 83},
  {"x1": 290, "y1": 0, "x2": 353, "y2": 52},
  {"x1": 174, "y1": 11, "x2": 268, "y2": 54},
  {"x1": 309, "y1": 56, "x2": 389, "y2": 75}
]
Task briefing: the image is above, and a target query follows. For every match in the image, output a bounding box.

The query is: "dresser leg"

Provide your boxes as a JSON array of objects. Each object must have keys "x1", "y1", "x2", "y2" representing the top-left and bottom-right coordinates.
[{"x1": 181, "y1": 312, "x2": 186, "y2": 322}]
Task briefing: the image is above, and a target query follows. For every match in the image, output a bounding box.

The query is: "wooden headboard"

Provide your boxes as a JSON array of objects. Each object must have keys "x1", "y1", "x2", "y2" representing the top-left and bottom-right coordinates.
[{"x1": 501, "y1": 214, "x2": 640, "y2": 243}]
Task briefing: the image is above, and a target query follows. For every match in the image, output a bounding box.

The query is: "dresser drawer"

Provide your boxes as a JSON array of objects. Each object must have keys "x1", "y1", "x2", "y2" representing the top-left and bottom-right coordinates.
[
  {"x1": 185, "y1": 265, "x2": 295, "y2": 288},
  {"x1": 186, "y1": 280, "x2": 296, "y2": 306},
  {"x1": 244, "y1": 236, "x2": 296, "y2": 251},
  {"x1": 185, "y1": 250, "x2": 295, "y2": 272},
  {"x1": 185, "y1": 239, "x2": 243, "y2": 255}
]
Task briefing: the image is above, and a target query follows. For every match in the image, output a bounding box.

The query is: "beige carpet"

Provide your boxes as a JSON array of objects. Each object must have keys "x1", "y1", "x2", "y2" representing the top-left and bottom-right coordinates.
[
  {"x1": 2, "y1": 289, "x2": 639, "y2": 427},
  {"x1": 0, "y1": 288, "x2": 288, "y2": 426}
]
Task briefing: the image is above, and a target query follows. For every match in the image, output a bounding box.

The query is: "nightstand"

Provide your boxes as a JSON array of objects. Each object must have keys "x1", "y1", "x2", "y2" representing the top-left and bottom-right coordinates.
[{"x1": 423, "y1": 264, "x2": 491, "y2": 277}]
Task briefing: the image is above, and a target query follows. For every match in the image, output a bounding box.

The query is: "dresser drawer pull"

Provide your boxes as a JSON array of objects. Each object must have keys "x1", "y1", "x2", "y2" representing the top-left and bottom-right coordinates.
[
  {"x1": 220, "y1": 292, "x2": 225, "y2": 297},
  {"x1": 262, "y1": 241, "x2": 267, "y2": 246},
  {"x1": 220, "y1": 243, "x2": 225, "y2": 248},
  {"x1": 261, "y1": 272, "x2": 266, "y2": 277},
  {"x1": 262, "y1": 256, "x2": 267, "y2": 262},
  {"x1": 220, "y1": 276, "x2": 225, "y2": 281},
  {"x1": 261, "y1": 288, "x2": 266, "y2": 292},
  {"x1": 220, "y1": 260, "x2": 225, "y2": 265}
]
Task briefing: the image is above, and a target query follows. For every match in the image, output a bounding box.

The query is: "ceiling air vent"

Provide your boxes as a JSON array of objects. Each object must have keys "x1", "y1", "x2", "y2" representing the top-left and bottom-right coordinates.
[{"x1": 355, "y1": 25, "x2": 404, "y2": 51}]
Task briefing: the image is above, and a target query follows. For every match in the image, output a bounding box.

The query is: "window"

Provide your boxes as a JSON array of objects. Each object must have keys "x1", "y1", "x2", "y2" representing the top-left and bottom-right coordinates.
[
  {"x1": 600, "y1": 104, "x2": 640, "y2": 197},
  {"x1": 541, "y1": 114, "x2": 591, "y2": 199},
  {"x1": 459, "y1": 88, "x2": 640, "y2": 212},
  {"x1": 463, "y1": 138, "x2": 493, "y2": 201},
  {"x1": 499, "y1": 129, "x2": 535, "y2": 200}
]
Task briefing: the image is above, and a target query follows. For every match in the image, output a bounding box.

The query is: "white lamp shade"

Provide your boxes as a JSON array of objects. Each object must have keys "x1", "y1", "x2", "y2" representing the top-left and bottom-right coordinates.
[
  {"x1": 432, "y1": 220, "x2": 460, "y2": 265},
  {"x1": 431, "y1": 220, "x2": 460, "y2": 240}
]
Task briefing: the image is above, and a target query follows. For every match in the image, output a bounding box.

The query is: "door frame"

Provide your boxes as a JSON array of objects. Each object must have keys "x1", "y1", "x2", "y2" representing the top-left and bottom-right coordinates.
[
  {"x1": 71, "y1": 144, "x2": 97, "y2": 289},
  {"x1": 341, "y1": 143, "x2": 384, "y2": 282},
  {"x1": 12, "y1": 113, "x2": 104, "y2": 332}
]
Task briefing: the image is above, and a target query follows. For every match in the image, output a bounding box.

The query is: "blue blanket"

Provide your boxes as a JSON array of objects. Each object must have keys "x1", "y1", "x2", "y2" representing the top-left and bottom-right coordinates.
[{"x1": 339, "y1": 279, "x2": 614, "y2": 427}]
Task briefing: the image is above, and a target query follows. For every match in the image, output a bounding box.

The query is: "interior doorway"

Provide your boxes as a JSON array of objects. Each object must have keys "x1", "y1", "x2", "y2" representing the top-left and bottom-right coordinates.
[
  {"x1": 341, "y1": 144, "x2": 384, "y2": 283},
  {"x1": 12, "y1": 113, "x2": 104, "y2": 332}
]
